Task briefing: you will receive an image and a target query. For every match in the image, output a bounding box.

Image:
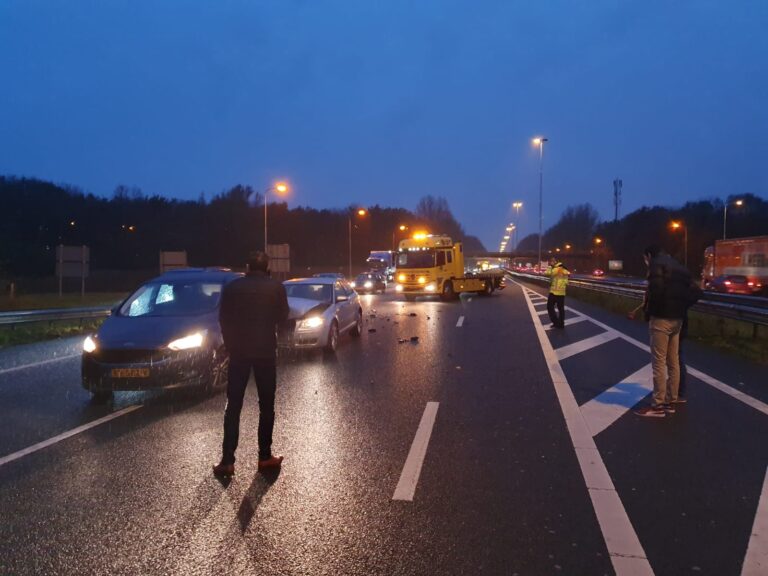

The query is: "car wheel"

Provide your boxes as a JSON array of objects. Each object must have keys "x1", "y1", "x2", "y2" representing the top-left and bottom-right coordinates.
[
  {"x1": 482, "y1": 280, "x2": 493, "y2": 296},
  {"x1": 441, "y1": 281, "x2": 455, "y2": 301},
  {"x1": 324, "y1": 320, "x2": 339, "y2": 353},
  {"x1": 204, "y1": 347, "x2": 228, "y2": 394},
  {"x1": 350, "y1": 310, "x2": 363, "y2": 337}
]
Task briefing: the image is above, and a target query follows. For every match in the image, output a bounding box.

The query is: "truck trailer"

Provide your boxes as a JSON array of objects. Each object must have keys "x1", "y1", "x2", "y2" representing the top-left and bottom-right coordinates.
[{"x1": 702, "y1": 235, "x2": 768, "y2": 294}]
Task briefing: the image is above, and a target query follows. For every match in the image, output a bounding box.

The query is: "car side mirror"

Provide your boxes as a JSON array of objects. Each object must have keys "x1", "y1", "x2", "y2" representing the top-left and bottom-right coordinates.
[{"x1": 336, "y1": 294, "x2": 349, "y2": 303}]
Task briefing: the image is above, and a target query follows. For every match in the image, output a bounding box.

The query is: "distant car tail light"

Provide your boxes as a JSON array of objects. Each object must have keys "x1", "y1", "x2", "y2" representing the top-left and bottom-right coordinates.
[
  {"x1": 724, "y1": 280, "x2": 732, "y2": 285},
  {"x1": 747, "y1": 281, "x2": 754, "y2": 286}
]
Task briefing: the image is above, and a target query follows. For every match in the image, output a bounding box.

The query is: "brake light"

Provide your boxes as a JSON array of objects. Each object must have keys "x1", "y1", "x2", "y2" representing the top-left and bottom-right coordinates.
[
  {"x1": 748, "y1": 281, "x2": 754, "y2": 286},
  {"x1": 724, "y1": 281, "x2": 732, "y2": 285}
]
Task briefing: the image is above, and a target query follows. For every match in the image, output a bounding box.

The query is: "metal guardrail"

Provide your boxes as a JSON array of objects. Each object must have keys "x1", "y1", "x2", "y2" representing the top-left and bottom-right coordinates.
[
  {"x1": 506, "y1": 270, "x2": 768, "y2": 327},
  {"x1": 0, "y1": 306, "x2": 112, "y2": 327}
]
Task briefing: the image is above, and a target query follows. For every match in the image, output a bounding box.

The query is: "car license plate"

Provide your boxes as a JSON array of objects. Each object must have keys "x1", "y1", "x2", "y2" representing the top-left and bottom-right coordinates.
[{"x1": 111, "y1": 368, "x2": 150, "y2": 378}]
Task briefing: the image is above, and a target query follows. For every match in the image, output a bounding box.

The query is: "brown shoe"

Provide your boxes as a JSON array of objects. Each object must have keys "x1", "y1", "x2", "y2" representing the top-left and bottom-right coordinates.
[
  {"x1": 258, "y1": 455, "x2": 283, "y2": 472},
  {"x1": 212, "y1": 462, "x2": 235, "y2": 477}
]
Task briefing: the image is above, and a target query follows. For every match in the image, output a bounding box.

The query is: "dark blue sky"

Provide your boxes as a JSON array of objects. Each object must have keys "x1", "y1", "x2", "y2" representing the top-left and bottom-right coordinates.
[{"x1": 2, "y1": 1, "x2": 767, "y2": 250}]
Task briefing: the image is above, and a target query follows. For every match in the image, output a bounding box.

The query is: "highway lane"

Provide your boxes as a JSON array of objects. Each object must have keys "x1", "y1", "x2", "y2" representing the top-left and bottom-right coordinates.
[{"x1": 0, "y1": 285, "x2": 766, "y2": 575}]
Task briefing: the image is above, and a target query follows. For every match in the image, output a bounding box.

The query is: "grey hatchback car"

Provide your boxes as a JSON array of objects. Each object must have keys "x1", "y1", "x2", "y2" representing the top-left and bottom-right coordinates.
[{"x1": 81, "y1": 268, "x2": 241, "y2": 401}]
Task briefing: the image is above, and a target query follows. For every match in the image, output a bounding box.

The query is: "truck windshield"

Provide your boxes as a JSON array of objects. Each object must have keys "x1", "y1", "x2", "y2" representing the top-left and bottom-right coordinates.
[{"x1": 397, "y1": 250, "x2": 435, "y2": 269}]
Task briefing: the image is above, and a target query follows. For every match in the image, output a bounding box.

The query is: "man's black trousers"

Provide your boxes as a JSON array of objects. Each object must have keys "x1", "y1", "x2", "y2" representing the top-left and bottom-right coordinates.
[
  {"x1": 221, "y1": 356, "x2": 276, "y2": 465},
  {"x1": 547, "y1": 293, "x2": 565, "y2": 328}
]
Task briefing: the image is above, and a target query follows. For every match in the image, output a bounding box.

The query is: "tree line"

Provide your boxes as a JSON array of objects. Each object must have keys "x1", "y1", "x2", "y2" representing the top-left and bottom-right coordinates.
[
  {"x1": 0, "y1": 177, "x2": 485, "y2": 278},
  {"x1": 517, "y1": 195, "x2": 768, "y2": 276}
]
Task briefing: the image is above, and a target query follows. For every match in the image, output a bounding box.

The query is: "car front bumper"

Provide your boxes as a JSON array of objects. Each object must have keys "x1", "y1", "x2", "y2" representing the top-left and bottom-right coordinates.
[{"x1": 81, "y1": 348, "x2": 212, "y2": 392}]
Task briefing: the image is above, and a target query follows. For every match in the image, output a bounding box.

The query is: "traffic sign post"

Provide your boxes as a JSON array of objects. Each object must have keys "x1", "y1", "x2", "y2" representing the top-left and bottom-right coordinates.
[{"x1": 55, "y1": 245, "x2": 90, "y2": 298}]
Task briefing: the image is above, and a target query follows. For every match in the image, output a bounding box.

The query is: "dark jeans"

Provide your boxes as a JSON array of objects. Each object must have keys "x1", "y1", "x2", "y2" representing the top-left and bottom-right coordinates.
[
  {"x1": 547, "y1": 293, "x2": 565, "y2": 327},
  {"x1": 221, "y1": 356, "x2": 277, "y2": 465}
]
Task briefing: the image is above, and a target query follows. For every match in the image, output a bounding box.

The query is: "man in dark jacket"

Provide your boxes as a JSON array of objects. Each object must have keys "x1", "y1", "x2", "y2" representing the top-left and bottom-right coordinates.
[
  {"x1": 635, "y1": 245, "x2": 691, "y2": 418},
  {"x1": 213, "y1": 251, "x2": 290, "y2": 477}
]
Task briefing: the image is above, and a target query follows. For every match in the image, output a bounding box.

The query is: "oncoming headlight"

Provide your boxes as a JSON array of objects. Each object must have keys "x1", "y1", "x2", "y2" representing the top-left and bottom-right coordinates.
[
  {"x1": 418, "y1": 276, "x2": 427, "y2": 284},
  {"x1": 350, "y1": 282, "x2": 356, "y2": 288},
  {"x1": 398, "y1": 274, "x2": 406, "y2": 282},
  {"x1": 83, "y1": 335, "x2": 97, "y2": 353},
  {"x1": 395, "y1": 284, "x2": 403, "y2": 292},
  {"x1": 425, "y1": 283, "x2": 437, "y2": 292},
  {"x1": 168, "y1": 331, "x2": 205, "y2": 351},
  {"x1": 364, "y1": 281, "x2": 373, "y2": 289},
  {"x1": 299, "y1": 316, "x2": 324, "y2": 329}
]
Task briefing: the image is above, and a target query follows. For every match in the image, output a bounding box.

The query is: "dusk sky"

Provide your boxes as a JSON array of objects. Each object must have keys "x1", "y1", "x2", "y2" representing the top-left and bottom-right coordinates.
[{"x1": 2, "y1": 1, "x2": 767, "y2": 250}]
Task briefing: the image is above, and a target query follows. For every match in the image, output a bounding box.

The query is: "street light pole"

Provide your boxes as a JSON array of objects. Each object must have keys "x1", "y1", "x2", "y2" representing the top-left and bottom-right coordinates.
[
  {"x1": 723, "y1": 199, "x2": 744, "y2": 240},
  {"x1": 349, "y1": 208, "x2": 367, "y2": 278},
  {"x1": 263, "y1": 182, "x2": 289, "y2": 252},
  {"x1": 533, "y1": 138, "x2": 548, "y2": 267},
  {"x1": 512, "y1": 202, "x2": 523, "y2": 250}
]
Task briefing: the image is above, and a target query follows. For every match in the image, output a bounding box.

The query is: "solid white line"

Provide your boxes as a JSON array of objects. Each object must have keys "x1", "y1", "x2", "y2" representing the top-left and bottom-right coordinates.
[
  {"x1": 0, "y1": 353, "x2": 80, "y2": 377},
  {"x1": 743, "y1": 465, "x2": 768, "y2": 576},
  {"x1": 555, "y1": 332, "x2": 620, "y2": 361},
  {"x1": 580, "y1": 364, "x2": 653, "y2": 437},
  {"x1": 544, "y1": 316, "x2": 588, "y2": 330},
  {"x1": 0, "y1": 405, "x2": 142, "y2": 467},
  {"x1": 456, "y1": 316, "x2": 465, "y2": 328},
  {"x1": 393, "y1": 402, "x2": 439, "y2": 501},
  {"x1": 515, "y1": 281, "x2": 653, "y2": 575},
  {"x1": 523, "y1": 285, "x2": 768, "y2": 417}
]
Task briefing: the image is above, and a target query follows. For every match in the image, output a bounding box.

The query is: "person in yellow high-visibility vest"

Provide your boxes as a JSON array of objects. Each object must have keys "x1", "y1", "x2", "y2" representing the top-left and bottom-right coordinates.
[{"x1": 546, "y1": 258, "x2": 570, "y2": 328}]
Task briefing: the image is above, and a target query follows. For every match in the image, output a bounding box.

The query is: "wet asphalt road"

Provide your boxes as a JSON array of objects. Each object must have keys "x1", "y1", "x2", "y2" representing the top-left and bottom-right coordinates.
[{"x1": 0, "y1": 282, "x2": 766, "y2": 575}]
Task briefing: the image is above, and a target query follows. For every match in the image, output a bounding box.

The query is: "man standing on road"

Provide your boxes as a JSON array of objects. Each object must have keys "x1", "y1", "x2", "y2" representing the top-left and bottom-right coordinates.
[
  {"x1": 213, "y1": 251, "x2": 289, "y2": 477},
  {"x1": 635, "y1": 245, "x2": 691, "y2": 418},
  {"x1": 546, "y1": 257, "x2": 570, "y2": 329}
]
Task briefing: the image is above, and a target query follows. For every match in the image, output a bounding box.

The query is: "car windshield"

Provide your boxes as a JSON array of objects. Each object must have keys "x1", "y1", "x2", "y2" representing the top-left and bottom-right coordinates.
[
  {"x1": 285, "y1": 283, "x2": 333, "y2": 302},
  {"x1": 397, "y1": 250, "x2": 435, "y2": 269},
  {"x1": 118, "y1": 280, "x2": 223, "y2": 317}
]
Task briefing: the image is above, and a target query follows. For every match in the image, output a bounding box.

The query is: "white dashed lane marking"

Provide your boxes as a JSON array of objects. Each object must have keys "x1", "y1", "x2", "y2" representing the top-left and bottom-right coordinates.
[{"x1": 393, "y1": 402, "x2": 439, "y2": 502}]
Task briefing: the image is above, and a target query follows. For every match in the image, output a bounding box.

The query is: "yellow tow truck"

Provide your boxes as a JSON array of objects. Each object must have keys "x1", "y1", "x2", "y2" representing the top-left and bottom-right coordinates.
[{"x1": 394, "y1": 234, "x2": 505, "y2": 301}]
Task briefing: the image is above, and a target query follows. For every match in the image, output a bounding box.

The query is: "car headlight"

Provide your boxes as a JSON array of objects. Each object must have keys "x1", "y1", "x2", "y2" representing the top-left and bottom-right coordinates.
[
  {"x1": 398, "y1": 274, "x2": 406, "y2": 282},
  {"x1": 418, "y1": 276, "x2": 427, "y2": 284},
  {"x1": 364, "y1": 281, "x2": 373, "y2": 288},
  {"x1": 83, "y1": 335, "x2": 97, "y2": 353},
  {"x1": 425, "y1": 283, "x2": 437, "y2": 292},
  {"x1": 298, "y1": 316, "x2": 324, "y2": 330},
  {"x1": 168, "y1": 331, "x2": 205, "y2": 351},
  {"x1": 395, "y1": 284, "x2": 403, "y2": 292},
  {"x1": 350, "y1": 282, "x2": 356, "y2": 288}
]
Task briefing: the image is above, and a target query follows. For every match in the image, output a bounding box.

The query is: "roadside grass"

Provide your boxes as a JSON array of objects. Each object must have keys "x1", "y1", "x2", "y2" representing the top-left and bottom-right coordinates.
[
  {"x1": 0, "y1": 292, "x2": 123, "y2": 348},
  {"x1": 0, "y1": 293, "x2": 127, "y2": 311},
  {"x1": 0, "y1": 318, "x2": 106, "y2": 348},
  {"x1": 564, "y1": 284, "x2": 768, "y2": 365}
]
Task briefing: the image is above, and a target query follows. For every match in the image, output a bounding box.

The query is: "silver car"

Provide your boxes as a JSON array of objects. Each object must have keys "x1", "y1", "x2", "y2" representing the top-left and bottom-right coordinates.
[{"x1": 280, "y1": 277, "x2": 363, "y2": 352}]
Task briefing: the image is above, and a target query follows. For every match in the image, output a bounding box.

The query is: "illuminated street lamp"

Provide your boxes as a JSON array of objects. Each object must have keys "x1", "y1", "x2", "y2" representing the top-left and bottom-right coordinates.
[
  {"x1": 670, "y1": 221, "x2": 688, "y2": 267},
  {"x1": 723, "y1": 198, "x2": 744, "y2": 240},
  {"x1": 264, "y1": 181, "x2": 290, "y2": 251},
  {"x1": 392, "y1": 224, "x2": 408, "y2": 251},
  {"x1": 565, "y1": 244, "x2": 572, "y2": 250},
  {"x1": 532, "y1": 138, "x2": 548, "y2": 266},
  {"x1": 349, "y1": 208, "x2": 367, "y2": 278}
]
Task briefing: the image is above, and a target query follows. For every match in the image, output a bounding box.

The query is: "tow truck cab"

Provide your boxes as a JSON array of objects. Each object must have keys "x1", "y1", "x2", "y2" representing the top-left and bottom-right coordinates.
[{"x1": 394, "y1": 234, "x2": 503, "y2": 301}]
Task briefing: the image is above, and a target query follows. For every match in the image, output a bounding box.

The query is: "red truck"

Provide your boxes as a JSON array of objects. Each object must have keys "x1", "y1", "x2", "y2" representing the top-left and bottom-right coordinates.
[{"x1": 702, "y1": 236, "x2": 768, "y2": 295}]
